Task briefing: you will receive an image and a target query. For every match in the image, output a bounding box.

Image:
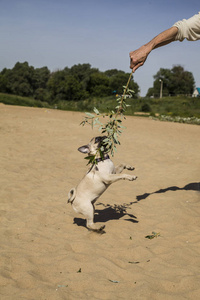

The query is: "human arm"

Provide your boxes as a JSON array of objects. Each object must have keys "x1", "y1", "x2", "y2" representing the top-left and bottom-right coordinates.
[
  {"x1": 129, "y1": 27, "x2": 178, "y2": 72},
  {"x1": 130, "y1": 12, "x2": 200, "y2": 72}
]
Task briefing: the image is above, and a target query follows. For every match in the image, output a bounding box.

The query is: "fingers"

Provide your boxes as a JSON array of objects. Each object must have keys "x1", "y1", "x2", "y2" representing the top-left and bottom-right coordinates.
[
  {"x1": 131, "y1": 61, "x2": 144, "y2": 72},
  {"x1": 129, "y1": 46, "x2": 148, "y2": 72},
  {"x1": 129, "y1": 52, "x2": 142, "y2": 72},
  {"x1": 130, "y1": 57, "x2": 144, "y2": 72}
]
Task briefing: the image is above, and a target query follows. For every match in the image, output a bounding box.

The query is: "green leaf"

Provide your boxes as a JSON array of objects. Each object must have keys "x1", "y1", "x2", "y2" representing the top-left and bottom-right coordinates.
[
  {"x1": 84, "y1": 155, "x2": 94, "y2": 160},
  {"x1": 99, "y1": 149, "x2": 104, "y2": 160},
  {"x1": 109, "y1": 279, "x2": 119, "y2": 283},
  {"x1": 93, "y1": 107, "x2": 100, "y2": 115},
  {"x1": 85, "y1": 112, "x2": 95, "y2": 118},
  {"x1": 80, "y1": 120, "x2": 86, "y2": 126},
  {"x1": 114, "y1": 132, "x2": 118, "y2": 141},
  {"x1": 103, "y1": 138, "x2": 110, "y2": 143},
  {"x1": 145, "y1": 232, "x2": 160, "y2": 239},
  {"x1": 57, "y1": 284, "x2": 68, "y2": 288}
]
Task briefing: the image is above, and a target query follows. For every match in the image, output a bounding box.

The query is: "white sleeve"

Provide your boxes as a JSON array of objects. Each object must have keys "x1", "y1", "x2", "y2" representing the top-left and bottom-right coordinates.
[{"x1": 172, "y1": 12, "x2": 200, "y2": 41}]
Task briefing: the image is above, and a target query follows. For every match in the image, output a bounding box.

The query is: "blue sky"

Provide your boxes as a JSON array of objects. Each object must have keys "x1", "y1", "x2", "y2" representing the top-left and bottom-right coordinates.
[{"x1": 0, "y1": 0, "x2": 199, "y2": 96}]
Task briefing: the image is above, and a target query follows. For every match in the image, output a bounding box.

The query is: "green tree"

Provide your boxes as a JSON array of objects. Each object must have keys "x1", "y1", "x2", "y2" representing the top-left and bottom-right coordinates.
[
  {"x1": 68, "y1": 64, "x2": 99, "y2": 93},
  {"x1": 87, "y1": 72, "x2": 111, "y2": 96},
  {"x1": 0, "y1": 72, "x2": 8, "y2": 93},
  {"x1": 87, "y1": 69, "x2": 139, "y2": 97},
  {"x1": 106, "y1": 69, "x2": 139, "y2": 96},
  {"x1": 47, "y1": 70, "x2": 88, "y2": 102},
  {"x1": 0, "y1": 62, "x2": 140, "y2": 101},
  {"x1": 170, "y1": 65, "x2": 195, "y2": 95},
  {"x1": 146, "y1": 65, "x2": 195, "y2": 97},
  {"x1": 32, "y1": 67, "x2": 50, "y2": 101},
  {"x1": 10, "y1": 62, "x2": 34, "y2": 96},
  {"x1": 0, "y1": 62, "x2": 34, "y2": 96},
  {"x1": 63, "y1": 75, "x2": 88, "y2": 100},
  {"x1": 33, "y1": 67, "x2": 50, "y2": 90},
  {"x1": 0, "y1": 63, "x2": 50, "y2": 99}
]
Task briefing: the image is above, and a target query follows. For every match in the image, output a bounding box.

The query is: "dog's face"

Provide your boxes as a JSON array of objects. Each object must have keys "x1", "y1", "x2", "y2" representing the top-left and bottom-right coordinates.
[{"x1": 78, "y1": 136, "x2": 106, "y2": 155}]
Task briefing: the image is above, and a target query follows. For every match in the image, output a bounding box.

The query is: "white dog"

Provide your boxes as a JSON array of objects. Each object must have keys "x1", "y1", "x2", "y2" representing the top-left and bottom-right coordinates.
[{"x1": 68, "y1": 136, "x2": 137, "y2": 232}]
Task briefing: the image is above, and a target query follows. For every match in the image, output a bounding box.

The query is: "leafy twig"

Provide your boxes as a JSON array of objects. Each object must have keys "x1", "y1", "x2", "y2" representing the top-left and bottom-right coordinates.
[
  {"x1": 80, "y1": 71, "x2": 134, "y2": 164},
  {"x1": 145, "y1": 232, "x2": 160, "y2": 239}
]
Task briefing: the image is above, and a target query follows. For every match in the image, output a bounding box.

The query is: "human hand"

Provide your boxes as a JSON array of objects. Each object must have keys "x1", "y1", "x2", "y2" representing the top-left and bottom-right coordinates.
[{"x1": 129, "y1": 45, "x2": 150, "y2": 72}]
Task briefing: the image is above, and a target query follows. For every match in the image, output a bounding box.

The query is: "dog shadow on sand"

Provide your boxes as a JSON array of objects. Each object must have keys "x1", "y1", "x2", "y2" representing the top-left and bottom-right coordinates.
[
  {"x1": 73, "y1": 201, "x2": 138, "y2": 230},
  {"x1": 73, "y1": 182, "x2": 200, "y2": 230}
]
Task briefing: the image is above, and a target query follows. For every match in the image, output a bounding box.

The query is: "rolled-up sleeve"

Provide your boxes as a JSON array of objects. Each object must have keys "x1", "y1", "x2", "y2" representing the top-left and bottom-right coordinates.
[{"x1": 172, "y1": 12, "x2": 200, "y2": 41}]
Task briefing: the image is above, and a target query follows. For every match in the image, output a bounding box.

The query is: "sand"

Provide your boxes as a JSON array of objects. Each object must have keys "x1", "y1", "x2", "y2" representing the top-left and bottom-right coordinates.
[{"x1": 0, "y1": 104, "x2": 200, "y2": 300}]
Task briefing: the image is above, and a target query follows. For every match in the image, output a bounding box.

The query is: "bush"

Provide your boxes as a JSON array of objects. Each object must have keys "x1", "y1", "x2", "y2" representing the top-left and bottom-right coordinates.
[{"x1": 141, "y1": 103, "x2": 151, "y2": 112}]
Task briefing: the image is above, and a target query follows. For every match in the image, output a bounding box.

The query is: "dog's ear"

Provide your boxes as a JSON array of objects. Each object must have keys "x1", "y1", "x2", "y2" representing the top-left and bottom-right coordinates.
[
  {"x1": 95, "y1": 136, "x2": 107, "y2": 144},
  {"x1": 78, "y1": 145, "x2": 90, "y2": 154}
]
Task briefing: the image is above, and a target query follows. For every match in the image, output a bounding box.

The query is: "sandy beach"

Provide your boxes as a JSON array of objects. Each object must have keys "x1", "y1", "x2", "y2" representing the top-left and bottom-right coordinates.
[{"x1": 0, "y1": 104, "x2": 200, "y2": 300}]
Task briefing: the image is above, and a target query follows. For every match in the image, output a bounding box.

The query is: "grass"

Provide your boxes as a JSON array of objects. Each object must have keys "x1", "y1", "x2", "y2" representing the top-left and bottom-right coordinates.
[
  {"x1": 0, "y1": 93, "x2": 50, "y2": 108},
  {"x1": 1, "y1": 93, "x2": 200, "y2": 124}
]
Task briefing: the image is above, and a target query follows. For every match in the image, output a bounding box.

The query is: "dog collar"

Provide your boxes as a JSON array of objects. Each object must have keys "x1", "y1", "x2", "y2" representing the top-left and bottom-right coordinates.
[{"x1": 95, "y1": 154, "x2": 110, "y2": 163}]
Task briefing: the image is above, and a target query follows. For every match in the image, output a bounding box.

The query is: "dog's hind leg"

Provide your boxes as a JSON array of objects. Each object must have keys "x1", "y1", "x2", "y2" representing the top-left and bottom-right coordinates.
[{"x1": 83, "y1": 202, "x2": 105, "y2": 232}]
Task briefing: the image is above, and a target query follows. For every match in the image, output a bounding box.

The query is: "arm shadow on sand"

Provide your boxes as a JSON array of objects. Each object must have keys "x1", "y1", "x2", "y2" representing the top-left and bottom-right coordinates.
[
  {"x1": 136, "y1": 182, "x2": 200, "y2": 201},
  {"x1": 73, "y1": 201, "x2": 138, "y2": 229}
]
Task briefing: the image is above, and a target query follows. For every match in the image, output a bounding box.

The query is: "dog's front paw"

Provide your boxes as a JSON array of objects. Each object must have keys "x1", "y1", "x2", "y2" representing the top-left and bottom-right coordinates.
[
  {"x1": 128, "y1": 175, "x2": 137, "y2": 181},
  {"x1": 126, "y1": 165, "x2": 135, "y2": 171}
]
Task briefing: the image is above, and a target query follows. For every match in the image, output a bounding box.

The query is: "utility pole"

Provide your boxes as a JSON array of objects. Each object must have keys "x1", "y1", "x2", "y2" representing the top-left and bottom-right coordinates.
[{"x1": 159, "y1": 79, "x2": 163, "y2": 99}]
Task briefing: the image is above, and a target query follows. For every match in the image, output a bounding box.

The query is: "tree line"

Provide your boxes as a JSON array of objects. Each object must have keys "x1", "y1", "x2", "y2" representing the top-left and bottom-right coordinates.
[
  {"x1": 147, "y1": 65, "x2": 195, "y2": 97},
  {"x1": 0, "y1": 62, "x2": 139, "y2": 103},
  {"x1": 0, "y1": 62, "x2": 195, "y2": 102}
]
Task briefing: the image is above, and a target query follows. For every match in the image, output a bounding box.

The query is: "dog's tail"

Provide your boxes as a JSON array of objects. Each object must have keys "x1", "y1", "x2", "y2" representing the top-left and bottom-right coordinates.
[{"x1": 68, "y1": 188, "x2": 76, "y2": 204}]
